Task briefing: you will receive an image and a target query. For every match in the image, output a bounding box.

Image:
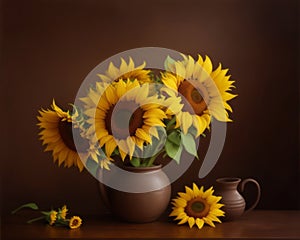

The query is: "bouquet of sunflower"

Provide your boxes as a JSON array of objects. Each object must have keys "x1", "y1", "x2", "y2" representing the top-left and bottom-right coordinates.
[{"x1": 37, "y1": 54, "x2": 236, "y2": 174}]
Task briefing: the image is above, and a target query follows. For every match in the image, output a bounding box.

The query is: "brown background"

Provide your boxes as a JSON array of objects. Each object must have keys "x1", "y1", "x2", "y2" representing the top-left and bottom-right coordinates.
[{"x1": 1, "y1": 0, "x2": 299, "y2": 216}]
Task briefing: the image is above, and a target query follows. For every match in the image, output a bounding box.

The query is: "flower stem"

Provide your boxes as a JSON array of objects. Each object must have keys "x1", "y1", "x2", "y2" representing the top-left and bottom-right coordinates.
[
  {"x1": 27, "y1": 216, "x2": 45, "y2": 224},
  {"x1": 166, "y1": 116, "x2": 176, "y2": 131},
  {"x1": 146, "y1": 149, "x2": 164, "y2": 167}
]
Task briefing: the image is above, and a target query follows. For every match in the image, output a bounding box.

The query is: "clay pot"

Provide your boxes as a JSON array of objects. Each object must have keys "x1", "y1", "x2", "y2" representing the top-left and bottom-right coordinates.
[
  {"x1": 215, "y1": 177, "x2": 261, "y2": 221},
  {"x1": 97, "y1": 165, "x2": 171, "y2": 223}
]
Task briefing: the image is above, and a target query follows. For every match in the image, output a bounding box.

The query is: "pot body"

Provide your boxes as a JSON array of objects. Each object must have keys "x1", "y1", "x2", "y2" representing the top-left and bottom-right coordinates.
[{"x1": 98, "y1": 165, "x2": 171, "y2": 223}]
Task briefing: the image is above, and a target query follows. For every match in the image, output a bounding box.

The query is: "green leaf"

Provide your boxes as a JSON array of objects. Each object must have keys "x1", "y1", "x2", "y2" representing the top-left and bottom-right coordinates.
[
  {"x1": 11, "y1": 203, "x2": 39, "y2": 214},
  {"x1": 181, "y1": 132, "x2": 199, "y2": 159},
  {"x1": 188, "y1": 126, "x2": 198, "y2": 138},
  {"x1": 141, "y1": 126, "x2": 166, "y2": 160},
  {"x1": 173, "y1": 144, "x2": 183, "y2": 164},
  {"x1": 130, "y1": 157, "x2": 141, "y2": 167},
  {"x1": 165, "y1": 139, "x2": 183, "y2": 164},
  {"x1": 112, "y1": 147, "x2": 119, "y2": 156},
  {"x1": 166, "y1": 116, "x2": 176, "y2": 131},
  {"x1": 167, "y1": 130, "x2": 181, "y2": 146},
  {"x1": 86, "y1": 158, "x2": 99, "y2": 177},
  {"x1": 140, "y1": 162, "x2": 148, "y2": 167}
]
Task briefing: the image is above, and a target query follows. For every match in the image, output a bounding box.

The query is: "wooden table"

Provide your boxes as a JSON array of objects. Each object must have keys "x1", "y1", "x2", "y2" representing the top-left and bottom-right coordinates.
[{"x1": 2, "y1": 211, "x2": 300, "y2": 239}]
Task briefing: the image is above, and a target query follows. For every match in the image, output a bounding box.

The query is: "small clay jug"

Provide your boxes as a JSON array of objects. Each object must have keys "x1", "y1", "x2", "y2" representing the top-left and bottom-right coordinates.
[{"x1": 215, "y1": 177, "x2": 261, "y2": 221}]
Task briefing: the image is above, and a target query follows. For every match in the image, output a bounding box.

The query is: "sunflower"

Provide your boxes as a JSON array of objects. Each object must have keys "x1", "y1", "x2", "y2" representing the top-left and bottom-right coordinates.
[
  {"x1": 84, "y1": 142, "x2": 113, "y2": 171},
  {"x1": 58, "y1": 205, "x2": 68, "y2": 220},
  {"x1": 98, "y1": 154, "x2": 113, "y2": 170},
  {"x1": 170, "y1": 183, "x2": 225, "y2": 229},
  {"x1": 97, "y1": 57, "x2": 151, "y2": 84},
  {"x1": 69, "y1": 216, "x2": 82, "y2": 229},
  {"x1": 37, "y1": 100, "x2": 92, "y2": 171},
  {"x1": 48, "y1": 210, "x2": 58, "y2": 225},
  {"x1": 162, "y1": 54, "x2": 237, "y2": 137},
  {"x1": 82, "y1": 79, "x2": 168, "y2": 161}
]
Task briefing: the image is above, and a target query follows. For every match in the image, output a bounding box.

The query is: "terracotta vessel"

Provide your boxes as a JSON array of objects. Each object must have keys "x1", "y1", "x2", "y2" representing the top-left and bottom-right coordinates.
[
  {"x1": 98, "y1": 165, "x2": 171, "y2": 223},
  {"x1": 215, "y1": 177, "x2": 261, "y2": 221}
]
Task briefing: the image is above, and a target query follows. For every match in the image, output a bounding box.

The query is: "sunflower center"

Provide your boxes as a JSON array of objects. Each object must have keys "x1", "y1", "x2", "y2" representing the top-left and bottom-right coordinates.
[
  {"x1": 106, "y1": 101, "x2": 144, "y2": 139},
  {"x1": 191, "y1": 88, "x2": 203, "y2": 103},
  {"x1": 191, "y1": 201, "x2": 205, "y2": 212},
  {"x1": 178, "y1": 80, "x2": 208, "y2": 115},
  {"x1": 185, "y1": 197, "x2": 210, "y2": 218},
  {"x1": 71, "y1": 219, "x2": 79, "y2": 226},
  {"x1": 58, "y1": 121, "x2": 89, "y2": 153}
]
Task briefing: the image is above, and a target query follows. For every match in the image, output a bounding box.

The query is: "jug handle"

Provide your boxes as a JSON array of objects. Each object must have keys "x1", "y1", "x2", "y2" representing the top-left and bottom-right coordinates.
[{"x1": 239, "y1": 178, "x2": 261, "y2": 213}]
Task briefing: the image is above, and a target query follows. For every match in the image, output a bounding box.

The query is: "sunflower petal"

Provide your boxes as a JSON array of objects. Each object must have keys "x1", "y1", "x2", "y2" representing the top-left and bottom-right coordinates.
[
  {"x1": 177, "y1": 216, "x2": 189, "y2": 225},
  {"x1": 195, "y1": 218, "x2": 205, "y2": 229},
  {"x1": 172, "y1": 198, "x2": 187, "y2": 208},
  {"x1": 188, "y1": 217, "x2": 195, "y2": 228},
  {"x1": 181, "y1": 112, "x2": 193, "y2": 134},
  {"x1": 203, "y1": 217, "x2": 216, "y2": 227}
]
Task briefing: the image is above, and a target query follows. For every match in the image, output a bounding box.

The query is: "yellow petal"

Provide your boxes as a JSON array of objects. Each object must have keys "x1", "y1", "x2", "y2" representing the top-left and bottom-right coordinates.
[
  {"x1": 178, "y1": 192, "x2": 192, "y2": 201},
  {"x1": 143, "y1": 109, "x2": 166, "y2": 120},
  {"x1": 188, "y1": 217, "x2": 195, "y2": 228},
  {"x1": 104, "y1": 138, "x2": 117, "y2": 158},
  {"x1": 118, "y1": 139, "x2": 129, "y2": 156},
  {"x1": 105, "y1": 85, "x2": 118, "y2": 105},
  {"x1": 210, "y1": 209, "x2": 225, "y2": 217},
  {"x1": 177, "y1": 216, "x2": 189, "y2": 225},
  {"x1": 143, "y1": 118, "x2": 165, "y2": 127},
  {"x1": 195, "y1": 218, "x2": 205, "y2": 229},
  {"x1": 202, "y1": 55, "x2": 213, "y2": 74},
  {"x1": 162, "y1": 72, "x2": 179, "y2": 91},
  {"x1": 181, "y1": 112, "x2": 193, "y2": 134},
  {"x1": 197, "y1": 54, "x2": 204, "y2": 65},
  {"x1": 119, "y1": 148, "x2": 127, "y2": 161},
  {"x1": 119, "y1": 58, "x2": 128, "y2": 74},
  {"x1": 126, "y1": 137, "x2": 135, "y2": 159},
  {"x1": 203, "y1": 217, "x2": 215, "y2": 227},
  {"x1": 184, "y1": 186, "x2": 194, "y2": 198},
  {"x1": 192, "y1": 183, "x2": 201, "y2": 196},
  {"x1": 185, "y1": 56, "x2": 195, "y2": 79},
  {"x1": 203, "y1": 187, "x2": 214, "y2": 199},
  {"x1": 107, "y1": 62, "x2": 119, "y2": 79},
  {"x1": 175, "y1": 62, "x2": 186, "y2": 79},
  {"x1": 169, "y1": 207, "x2": 184, "y2": 217},
  {"x1": 135, "y1": 128, "x2": 151, "y2": 143},
  {"x1": 172, "y1": 198, "x2": 187, "y2": 208},
  {"x1": 97, "y1": 73, "x2": 111, "y2": 82},
  {"x1": 207, "y1": 195, "x2": 222, "y2": 204},
  {"x1": 206, "y1": 214, "x2": 222, "y2": 223},
  {"x1": 116, "y1": 80, "x2": 127, "y2": 98}
]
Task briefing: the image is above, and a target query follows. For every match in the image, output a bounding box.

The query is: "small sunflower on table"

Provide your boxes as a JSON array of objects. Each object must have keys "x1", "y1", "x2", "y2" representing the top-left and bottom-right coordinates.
[
  {"x1": 36, "y1": 53, "x2": 236, "y2": 229},
  {"x1": 11, "y1": 203, "x2": 82, "y2": 229},
  {"x1": 170, "y1": 183, "x2": 225, "y2": 229}
]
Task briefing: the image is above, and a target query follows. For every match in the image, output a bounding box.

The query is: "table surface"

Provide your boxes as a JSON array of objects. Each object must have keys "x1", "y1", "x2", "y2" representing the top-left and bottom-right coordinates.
[{"x1": 2, "y1": 210, "x2": 300, "y2": 239}]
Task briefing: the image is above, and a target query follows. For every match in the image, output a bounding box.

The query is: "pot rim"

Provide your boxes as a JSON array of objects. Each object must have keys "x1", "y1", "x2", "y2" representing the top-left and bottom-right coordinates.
[{"x1": 121, "y1": 164, "x2": 163, "y2": 172}]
